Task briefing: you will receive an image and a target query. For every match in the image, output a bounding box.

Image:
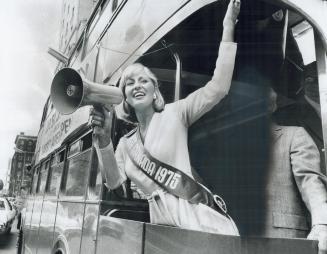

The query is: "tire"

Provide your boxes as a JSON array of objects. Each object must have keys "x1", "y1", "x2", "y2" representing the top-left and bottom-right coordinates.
[{"x1": 52, "y1": 240, "x2": 67, "y2": 254}]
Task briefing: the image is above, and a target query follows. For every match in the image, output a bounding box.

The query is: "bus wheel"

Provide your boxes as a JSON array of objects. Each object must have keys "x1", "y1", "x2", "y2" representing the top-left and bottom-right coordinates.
[
  {"x1": 16, "y1": 229, "x2": 24, "y2": 254},
  {"x1": 52, "y1": 240, "x2": 67, "y2": 254},
  {"x1": 53, "y1": 249, "x2": 65, "y2": 254}
]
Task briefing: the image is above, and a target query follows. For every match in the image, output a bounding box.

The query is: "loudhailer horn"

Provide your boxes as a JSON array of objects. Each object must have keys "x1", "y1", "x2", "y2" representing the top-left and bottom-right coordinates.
[
  {"x1": 50, "y1": 67, "x2": 123, "y2": 115},
  {"x1": 50, "y1": 67, "x2": 123, "y2": 186}
]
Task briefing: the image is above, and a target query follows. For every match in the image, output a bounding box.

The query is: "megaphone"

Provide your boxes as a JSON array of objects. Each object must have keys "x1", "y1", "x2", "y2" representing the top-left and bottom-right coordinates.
[{"x1": 51, "y1": 68, "x2": 123, "y2": 114}]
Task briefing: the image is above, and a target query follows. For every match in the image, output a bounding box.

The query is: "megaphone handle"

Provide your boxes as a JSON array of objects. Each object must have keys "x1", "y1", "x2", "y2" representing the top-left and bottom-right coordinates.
[{"x1": 93, "y1": 135, "x2": 110, "y2": 189}]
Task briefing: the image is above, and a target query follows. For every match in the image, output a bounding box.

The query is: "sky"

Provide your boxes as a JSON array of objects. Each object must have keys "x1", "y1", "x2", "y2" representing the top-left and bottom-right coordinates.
[{"x1": 0, "y1": 0, "x2": 62, "y2": 181}]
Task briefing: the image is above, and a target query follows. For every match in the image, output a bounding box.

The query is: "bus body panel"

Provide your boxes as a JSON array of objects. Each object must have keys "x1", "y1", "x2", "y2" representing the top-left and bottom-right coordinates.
[
  {"x1": 26, "y1": 197, "x2": 43, "y2": 254},
  {"x1": 53, "y1": 201, "x2": 85, "y2": 254},
  {"x1": 96, "y1": 216, "x2": 144, "y2": 254},
  {"x1": 37, "y1": 198, "x2": 58, "y2": 254},
  {"x1": 23, "y1": 196, "x2": 35, "y2": 251},
  {"x1": 144, "y1": 224, "x2": 317, "y2": 254},
  {"x1": 80, "y1": 203, "x2": 99, "y2": 254},
  {"x1": 35, "y1": 107, "x2": 90, "y2": 164}
]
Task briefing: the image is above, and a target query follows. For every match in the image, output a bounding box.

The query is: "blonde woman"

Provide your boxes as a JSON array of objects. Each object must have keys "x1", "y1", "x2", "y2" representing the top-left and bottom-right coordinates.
[{"x1": 91, "y1": 0, "x2": 241, "y2": 235}]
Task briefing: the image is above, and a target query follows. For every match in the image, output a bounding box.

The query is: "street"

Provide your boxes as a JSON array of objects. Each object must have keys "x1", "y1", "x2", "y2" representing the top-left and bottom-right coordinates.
[{"x1": 0, "y1": 218, "x2": 18, "y2": 254}]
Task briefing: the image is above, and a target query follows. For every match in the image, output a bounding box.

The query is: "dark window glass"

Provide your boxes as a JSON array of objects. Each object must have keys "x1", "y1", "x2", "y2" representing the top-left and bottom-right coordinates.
[{"x1": 81, "y1": 133, "x2": 92, "y2": 151}]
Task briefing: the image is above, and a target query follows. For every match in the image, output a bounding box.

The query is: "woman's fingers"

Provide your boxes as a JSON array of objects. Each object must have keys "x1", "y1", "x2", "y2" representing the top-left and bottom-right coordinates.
[
  {"x1": 91, "y1": 115, "x2": 104, "y2": 122},
  {"x1": 91, "y1": 119, "x2": 103, "y2": 127},
  {"x1": 233, "y1": 0, "x2": 241, "y2": 7},
  {"x1": 90, "y1": 106, "x2": 113, "y2": 121},
  {"x1": 90, "y1": 108, "x2": 103, "y2": 117},
  {"x1": 93, "y1": 126, "x2": 104, "y2": 136},
  {"x1": 231, "y1": 0, "x2": 241, "y2": 17},
  {"x1": 223, "y1": 0, "x2": 241, "y2": 28}
]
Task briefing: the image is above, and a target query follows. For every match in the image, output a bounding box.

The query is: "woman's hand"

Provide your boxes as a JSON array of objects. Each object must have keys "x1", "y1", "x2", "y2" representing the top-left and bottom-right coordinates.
[
  {"x1": 223, "y1": 0, "x2": 241, "y2": 28},
  {"x1": 222, "y1": 0, "x2": 241, "y2": 42},
  {"x1": 307, "y1": 225, "x2": 327, "y2": 254},
  {"x1": 90, "y1": 106, "x2": 113, "y2": 148}
]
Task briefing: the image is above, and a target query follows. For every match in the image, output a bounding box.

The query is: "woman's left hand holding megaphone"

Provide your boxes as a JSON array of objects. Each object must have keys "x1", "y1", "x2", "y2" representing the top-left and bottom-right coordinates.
[{"x1": 90, "y1": 106, "x2": 113, "y2": 148}]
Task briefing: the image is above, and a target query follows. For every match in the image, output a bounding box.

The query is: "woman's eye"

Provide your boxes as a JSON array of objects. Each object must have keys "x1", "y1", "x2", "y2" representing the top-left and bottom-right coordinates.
[
  {"x1": 126, "y1": 82, "x2": 133, "y2": 86},
  {"x1": 141, "y1": 79, "x2": 148, "y2": 84}
]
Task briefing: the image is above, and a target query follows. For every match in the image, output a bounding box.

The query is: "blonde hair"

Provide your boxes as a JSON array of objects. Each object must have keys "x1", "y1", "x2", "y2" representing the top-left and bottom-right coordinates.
[{"x1": 118, "y1": 63, "x2": 165, "y2": 123}]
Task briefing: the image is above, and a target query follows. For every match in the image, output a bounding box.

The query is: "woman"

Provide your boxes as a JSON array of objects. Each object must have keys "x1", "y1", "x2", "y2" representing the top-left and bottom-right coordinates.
[{"x1": 91, "y1": 0, "x2": 241, "y2": 235}]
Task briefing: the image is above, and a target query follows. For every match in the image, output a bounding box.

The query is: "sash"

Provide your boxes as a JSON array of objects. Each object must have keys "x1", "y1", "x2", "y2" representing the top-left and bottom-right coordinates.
[{"x1": 125, "y1": 129, "x2": 228, "y2": 215}]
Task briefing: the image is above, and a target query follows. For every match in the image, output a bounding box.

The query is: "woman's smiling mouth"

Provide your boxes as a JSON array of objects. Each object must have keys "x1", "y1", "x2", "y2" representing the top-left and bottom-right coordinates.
[{"x1": 133, "y1": 91, "x2": 146, "y2": 98}]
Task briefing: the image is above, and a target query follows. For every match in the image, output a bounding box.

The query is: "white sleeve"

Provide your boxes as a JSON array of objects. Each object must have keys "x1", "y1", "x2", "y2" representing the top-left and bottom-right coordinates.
[
  {"x1": 99, "y1": 140, "x2": 127, "y2": 189},
  {"x1": 176, "y1": 42, "x2": 237, "y2": 126}
]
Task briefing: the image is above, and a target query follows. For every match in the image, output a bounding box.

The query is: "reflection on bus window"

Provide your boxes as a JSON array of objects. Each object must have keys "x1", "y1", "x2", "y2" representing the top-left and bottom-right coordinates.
[
  {"x1": 68, "y1": 140, "x2": 81, "y2": 157},
  {"x1": 292, "y1": 21, "x2": 316, "y2": 65},
  {"x1": 37, "y1": 161, "x2": 49, "y2": 194},
  {"x1": 65, "y1": 145, "x2": 92, "y2": 196},
  {"x1": 31, "y1": 167, "x2": 39, "y2": 195},
  {"x1": 48, "y1": 149, "x2": 66, "y2": 195}
]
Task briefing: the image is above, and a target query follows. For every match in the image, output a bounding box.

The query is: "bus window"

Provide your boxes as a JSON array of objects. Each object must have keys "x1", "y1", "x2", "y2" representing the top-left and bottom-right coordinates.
[
  {"x1": 94, "y1": 160, "x2": 102, "y2": 197},
  {"x1": 292, "y1": 21, "x2": 316, "y2": 65},
  {"x1": 31, "y1": 166, "x2": 40, "y2": 195},
  {"x1": 47, "y1": 149, "x2": 66, "y2": 196},
  {"x1": 85, "y1": 132, "x2": 102, "y2": 198},
  {"x1": 271, "y1": 15, "x2": 325, "y2": 174},
  {"x1": 68, "y1": 139, "x2": 81, "y2": 157},
  {"x1": 83, "y1": 0, "x2": 124, "y2": 58},
  {"x1": 30, "y1": 167, "x2": 38, "y2": 195},
  {"x1": 87, "y1": 149, "x2": 101, "y2": 198},
  {"x1": 37, "y1": 160, "x2": 50, "y2": 194},
  {"x1": 64, "y1": 134, "x2": 93, "y2": 196},
  {"x1": 81, "y1": 132, "x2": 92, "y2": 150}
]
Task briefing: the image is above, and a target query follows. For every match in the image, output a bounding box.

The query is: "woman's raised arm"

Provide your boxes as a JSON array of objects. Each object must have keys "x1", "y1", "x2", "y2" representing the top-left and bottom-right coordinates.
[{"x1": 177, "y1": 0, "x2": 240, "y2": 126}]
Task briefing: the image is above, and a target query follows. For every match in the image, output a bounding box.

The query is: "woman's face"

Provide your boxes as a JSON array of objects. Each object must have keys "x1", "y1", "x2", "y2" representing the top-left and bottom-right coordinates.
[{"x1": 124, "y1": 70, "x2": 156, "y2": 112}]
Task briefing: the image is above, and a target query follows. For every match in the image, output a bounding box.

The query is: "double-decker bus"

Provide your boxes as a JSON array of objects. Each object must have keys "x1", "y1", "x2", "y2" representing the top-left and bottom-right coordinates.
[{"x1": 19, "y1": 0, "x2": 327, "y2": 253}]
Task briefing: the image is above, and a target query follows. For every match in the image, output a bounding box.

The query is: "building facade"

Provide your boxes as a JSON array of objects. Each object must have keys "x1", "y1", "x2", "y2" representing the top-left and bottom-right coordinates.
[{"x1": 8, "y1": 133, "x2": 37, "y2": 196}]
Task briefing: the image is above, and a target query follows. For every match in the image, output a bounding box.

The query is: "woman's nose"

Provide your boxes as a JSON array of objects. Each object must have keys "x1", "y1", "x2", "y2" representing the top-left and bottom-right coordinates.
[{"x1": 133, "y1": 81, "x2": 142, "y2": 90}]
